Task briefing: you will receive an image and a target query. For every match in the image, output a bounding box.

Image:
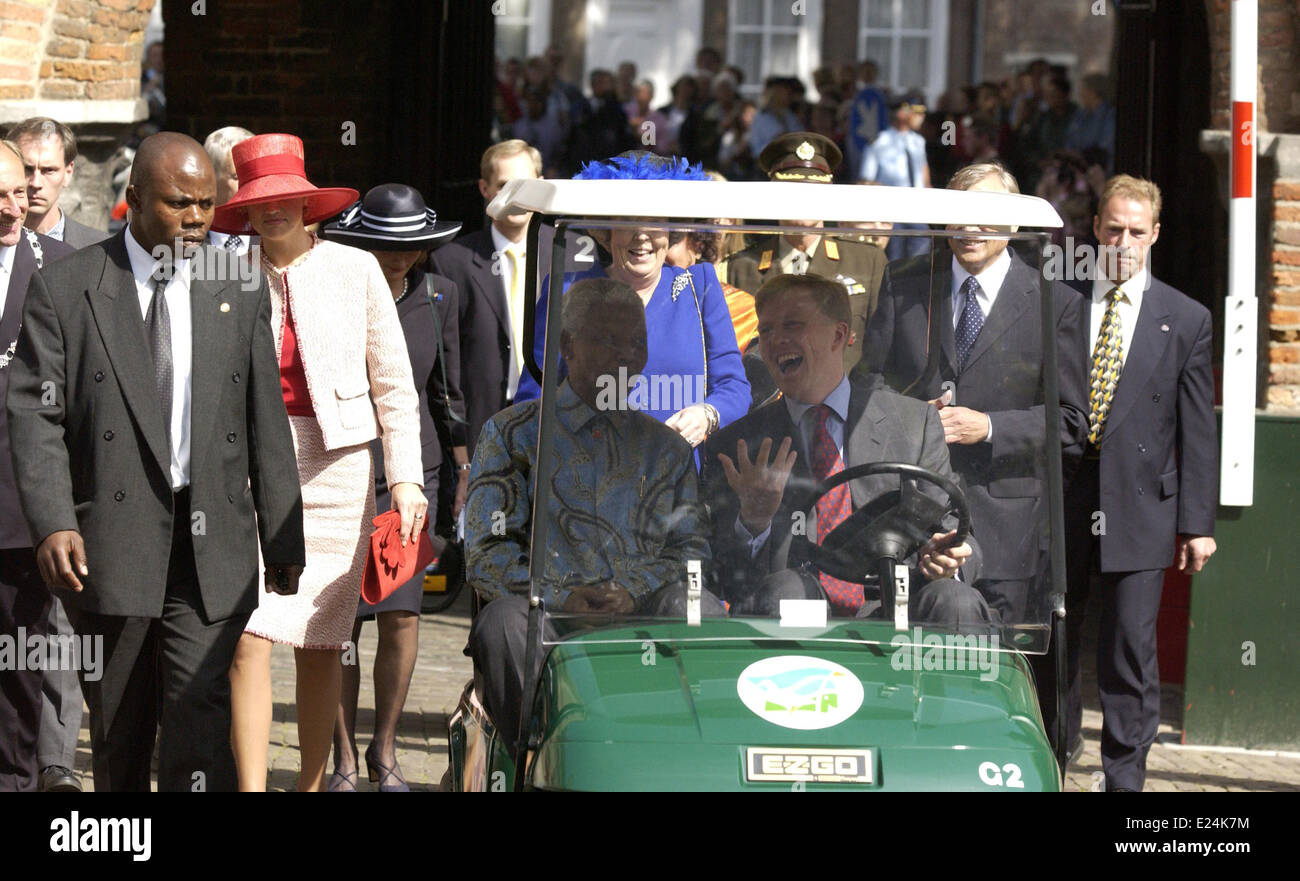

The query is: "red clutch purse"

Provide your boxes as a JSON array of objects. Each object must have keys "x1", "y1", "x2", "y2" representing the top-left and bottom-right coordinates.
[{"x1": 360, "y1": 509, "x2": 438, "y2": 605}]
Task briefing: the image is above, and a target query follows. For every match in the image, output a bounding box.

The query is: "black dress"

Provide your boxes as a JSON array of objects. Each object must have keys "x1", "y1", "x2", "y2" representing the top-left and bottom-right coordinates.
[{"x1": 358, "y1": 268, "x2": 466, "y2": 616}]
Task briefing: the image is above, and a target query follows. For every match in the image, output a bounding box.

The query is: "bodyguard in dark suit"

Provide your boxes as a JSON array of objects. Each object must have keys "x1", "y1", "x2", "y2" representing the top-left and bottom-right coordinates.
[
  {"x1": 1052, "y1": 176, "x2": 1217, "y2": 791},
  {"x1": 6, "y1": 117, "x2": 108, "y2": 250},
  {"x1": 431, "y1": 140, "x2": 564, "y2": 455},
  {"x1": 7, "y1": 119, "x2": 108, "y2": 791},
  {"x1": 5, "y1": 133, "x2": 305, "y2": 792},
  {"x1": 700, "y1": 274, "x2": 990, "y2": 626},
  {"x1": 0, "y1": 142, "x2": 74, "y2": 791},
  {"x1": 861, "y1": 162, "x2": 1089, "y2": 623}
]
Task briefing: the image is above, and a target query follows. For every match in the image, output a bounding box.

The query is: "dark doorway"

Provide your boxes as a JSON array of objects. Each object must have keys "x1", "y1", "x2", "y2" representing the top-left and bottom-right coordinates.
[
  {"x1": 161, "y1": 0, "x2": 495, "y2": 225},
  {"x1": 1111, "y1": 0, "x2": 1219, "y2": 314}
]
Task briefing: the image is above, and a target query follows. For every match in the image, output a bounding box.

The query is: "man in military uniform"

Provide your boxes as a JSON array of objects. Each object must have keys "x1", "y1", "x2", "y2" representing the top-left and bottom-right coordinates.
[{"x1": 724, "y1": 133, "x2": 886, "y2": 401}]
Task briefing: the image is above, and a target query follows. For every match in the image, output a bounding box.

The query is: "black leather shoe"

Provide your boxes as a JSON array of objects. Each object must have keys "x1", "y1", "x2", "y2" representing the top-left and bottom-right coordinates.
[{"x1": 38, "y1": 765, "x2": 81, "y2": 792}]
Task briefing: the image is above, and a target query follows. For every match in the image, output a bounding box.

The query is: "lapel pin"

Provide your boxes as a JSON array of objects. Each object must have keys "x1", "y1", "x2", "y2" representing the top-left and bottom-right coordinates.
[
  {"x1": 1160, "y1": 323, "x2": 1169, "y2": 332},
  {"x1": 220, "y1": 302, "x2": 231, "y2": 312}
]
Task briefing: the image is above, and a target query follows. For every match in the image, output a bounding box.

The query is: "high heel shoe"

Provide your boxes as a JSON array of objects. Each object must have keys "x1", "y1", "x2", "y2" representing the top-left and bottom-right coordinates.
[
  {"x1": 364, "y1": 745, "x2": 410, "y2": 792},
  {"x1": 328, "y1": 749, "x2": 359, "y2": 791},
  {"x1": 327, "y1": 767, "x2": 358, "y2": 792}
]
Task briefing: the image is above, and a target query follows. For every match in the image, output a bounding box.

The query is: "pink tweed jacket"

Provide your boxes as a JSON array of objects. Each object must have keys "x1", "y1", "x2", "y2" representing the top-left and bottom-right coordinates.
[{"x1": 262, "y1": 238, "x2": 423, "y2": 488}]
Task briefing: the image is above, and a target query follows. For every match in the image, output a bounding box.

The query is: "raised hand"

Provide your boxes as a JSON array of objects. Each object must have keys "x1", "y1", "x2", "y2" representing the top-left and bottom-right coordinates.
[{"x1": 717, "y1": 436, "x2": 798, "y2": 536}]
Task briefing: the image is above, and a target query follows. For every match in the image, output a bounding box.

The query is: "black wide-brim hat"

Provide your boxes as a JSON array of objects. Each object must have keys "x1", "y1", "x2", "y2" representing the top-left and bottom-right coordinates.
[{"x1": 323, "y1": 183, "x2": 462, "y2": 251}]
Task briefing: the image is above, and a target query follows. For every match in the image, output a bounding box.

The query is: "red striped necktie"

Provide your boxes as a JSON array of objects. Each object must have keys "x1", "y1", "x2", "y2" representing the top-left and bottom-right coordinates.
[{"x1": 811, "y1": 404, "x2": 861, "y2": 615}]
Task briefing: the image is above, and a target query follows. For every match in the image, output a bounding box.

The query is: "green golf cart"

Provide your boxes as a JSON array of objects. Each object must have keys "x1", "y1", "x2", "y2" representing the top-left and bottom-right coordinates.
[{"x1": 446, "y1": 177, "x2": 1070, "y2": 791}]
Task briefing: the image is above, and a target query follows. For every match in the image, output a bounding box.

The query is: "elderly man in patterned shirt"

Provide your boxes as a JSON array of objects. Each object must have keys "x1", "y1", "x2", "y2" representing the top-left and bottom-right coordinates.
[{"x1": 464, "y1": 277, "x2": 722, "y2": 749}]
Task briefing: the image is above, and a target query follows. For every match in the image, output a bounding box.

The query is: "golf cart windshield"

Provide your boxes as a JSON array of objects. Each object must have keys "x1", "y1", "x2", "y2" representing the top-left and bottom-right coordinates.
[{"x1": 484, "y1": 179, "x2": 1068, "y2": 657}]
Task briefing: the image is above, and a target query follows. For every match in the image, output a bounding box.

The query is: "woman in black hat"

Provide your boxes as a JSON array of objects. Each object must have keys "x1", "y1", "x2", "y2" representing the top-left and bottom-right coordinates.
[{"x1": 322, "y1": 184, "x2": 465, "y2": 790}]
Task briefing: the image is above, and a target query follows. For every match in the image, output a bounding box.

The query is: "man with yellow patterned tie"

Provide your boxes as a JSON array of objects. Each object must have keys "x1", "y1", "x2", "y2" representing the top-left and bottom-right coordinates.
[
  {"x1": 432, "y1": 140, "x2": 563, "y2": 455},
  {"x1": 502, "y1": 243, "x2": 526, "y2": 389},
  {"x1": 1050, "y1": 175, "x2": 1218, "y2": 792}
]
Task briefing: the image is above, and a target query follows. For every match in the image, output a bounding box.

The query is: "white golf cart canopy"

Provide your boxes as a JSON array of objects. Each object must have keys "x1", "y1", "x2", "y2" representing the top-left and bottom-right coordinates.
[{"x1": 487, "y1": 179, "x2": 1063, "y2": 228}]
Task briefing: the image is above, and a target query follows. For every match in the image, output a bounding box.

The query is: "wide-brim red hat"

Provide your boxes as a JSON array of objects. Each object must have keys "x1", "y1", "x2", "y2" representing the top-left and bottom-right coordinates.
[{"x1": 210, "y1": 133, "x2": 359, "y2": 234}]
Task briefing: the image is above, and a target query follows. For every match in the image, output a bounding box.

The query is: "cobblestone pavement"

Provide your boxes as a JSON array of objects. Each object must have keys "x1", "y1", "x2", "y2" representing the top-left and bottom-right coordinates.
[{"x1": 71, "y1": 586, "x2": 1299, "y2": 792}]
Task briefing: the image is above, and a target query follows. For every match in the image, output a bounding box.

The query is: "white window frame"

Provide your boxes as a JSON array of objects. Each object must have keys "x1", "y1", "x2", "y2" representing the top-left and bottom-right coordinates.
[
  {"x1": 857, "y1": 0, "x2": 949, "y2": 105},
  {"x1": 727, "y1": 0, "x2": 824, "y2": 100},
  {"x1": 494, "y1": 0, "x2": 552, "y2": 60}
]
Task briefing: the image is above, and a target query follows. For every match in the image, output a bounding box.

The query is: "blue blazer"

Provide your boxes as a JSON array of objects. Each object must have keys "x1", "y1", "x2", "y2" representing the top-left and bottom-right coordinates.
[{"x1": 516, "y1": 262, "x2": 750, "y2": 429}]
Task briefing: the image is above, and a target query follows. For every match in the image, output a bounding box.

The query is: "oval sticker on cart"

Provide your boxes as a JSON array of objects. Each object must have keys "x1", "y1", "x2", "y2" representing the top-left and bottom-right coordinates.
[{"x1": 736, "y1": 656, "x2": 864, "y2": 730}]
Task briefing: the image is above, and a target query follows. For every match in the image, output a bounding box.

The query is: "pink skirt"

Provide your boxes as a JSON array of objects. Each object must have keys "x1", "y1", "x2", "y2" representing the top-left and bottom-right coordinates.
[{"x1": 244, "y1": 415, "x2": 375, "y2": 649}]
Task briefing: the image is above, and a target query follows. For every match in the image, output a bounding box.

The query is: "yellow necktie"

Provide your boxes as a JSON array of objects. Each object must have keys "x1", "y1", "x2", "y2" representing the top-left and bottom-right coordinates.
[
  {"x1": 1087, "y1": 286, "x2": 1126, "y2": 445},
  {"x1": 506, "y1": 247, "x2": 525, "y2": 377}
]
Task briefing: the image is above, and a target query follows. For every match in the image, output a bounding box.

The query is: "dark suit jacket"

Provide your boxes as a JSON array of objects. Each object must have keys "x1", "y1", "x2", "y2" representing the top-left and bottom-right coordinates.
[
  {"x1": 1074, "y1": 276, "x2": 1217, "y2": 572},
  {"x1": 700, "y1": 375, "x2": 981, "y2": 603},
  {"x1": 431, "y1": 223, "x2": 568, "y2": 453},
  {"x1": 725, "y1": 235, "x2": 887, "y2": 372},
  {"x1": 0, "y1": 232, "x2": 74, "y2": 549},
  {"x1": 372, "y1": 269, "x2": 467, "y2": 506},
  {"x1": 6, "y1": 232, "x2": 305, "y2": 619},
  {"x1": 861, "y1": 249, "x2": 1089, "y2": 581},
  {"x1": 60, "y1": 216, "x2": 109, "y2": 250}
]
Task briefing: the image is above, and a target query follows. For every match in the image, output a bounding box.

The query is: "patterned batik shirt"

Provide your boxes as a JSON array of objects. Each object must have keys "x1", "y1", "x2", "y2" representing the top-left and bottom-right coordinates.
[{"x1": 465, "y1": 380, "x2": 712, "y2": 608}]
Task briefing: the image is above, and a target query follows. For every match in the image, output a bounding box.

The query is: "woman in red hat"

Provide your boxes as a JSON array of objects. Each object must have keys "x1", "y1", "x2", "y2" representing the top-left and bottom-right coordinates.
[{"x1": 216, "y1": 134, "x2": 427, "y2": 792}]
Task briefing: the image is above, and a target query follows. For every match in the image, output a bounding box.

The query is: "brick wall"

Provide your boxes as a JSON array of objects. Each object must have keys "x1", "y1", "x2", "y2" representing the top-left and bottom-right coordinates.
[
  {"x1": 0, "y1": 0, "x2": 152, "y2": 102},
  {"x1": 1270, "y1": 180, "x2": 1300, "y2": 408},
  {"x1": 161, "y1": 0, "x2": 393, "y2": 191},
  {"x1": 1208, "y1": 0, "x2": 1300, "y2": 133},
  {"x1": 0, "y1": 0, "x2": 50, "y2": 100}
]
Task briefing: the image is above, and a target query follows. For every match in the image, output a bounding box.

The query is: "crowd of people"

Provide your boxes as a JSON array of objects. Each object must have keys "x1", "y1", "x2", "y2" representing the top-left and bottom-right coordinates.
[
  {"x1": 493, "y1": 49, "x2": 1115, "y2": 221},
  {"x1": 0, "y1": 41, "x2": 1213, "y2": 797}
]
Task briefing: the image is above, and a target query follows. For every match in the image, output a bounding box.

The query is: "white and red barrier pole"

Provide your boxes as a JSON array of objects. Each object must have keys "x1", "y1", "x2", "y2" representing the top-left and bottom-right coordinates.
[{"x1": 1220, "y1": 0, "x2": 1257, "y2": 506}]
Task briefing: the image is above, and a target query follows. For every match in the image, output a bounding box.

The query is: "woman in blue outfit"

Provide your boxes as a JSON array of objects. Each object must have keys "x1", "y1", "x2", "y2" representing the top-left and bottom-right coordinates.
[{"x1": 515, "y1": 152, "x2": 749, "y2": 447}]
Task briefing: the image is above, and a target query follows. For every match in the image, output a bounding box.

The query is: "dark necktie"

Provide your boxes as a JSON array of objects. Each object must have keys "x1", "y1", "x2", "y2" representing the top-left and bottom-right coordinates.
[
  {"x1": 146, "y1": 275, "x2": 173, "y2": 443},
  {"x1": 224, "y1": 234, "x2": 243, "y2": 252},
  {"x1": 810, "y1": 405, "x2": 860, "y2": 615},
  {"x1": 955, "y1": 275, "x2": 985, "y2": 372}
]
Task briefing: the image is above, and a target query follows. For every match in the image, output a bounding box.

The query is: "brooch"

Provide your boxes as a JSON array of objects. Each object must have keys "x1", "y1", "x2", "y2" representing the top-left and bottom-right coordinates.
[{"x1": 671, "y1": 272, "x2": 689, "y2": 302}]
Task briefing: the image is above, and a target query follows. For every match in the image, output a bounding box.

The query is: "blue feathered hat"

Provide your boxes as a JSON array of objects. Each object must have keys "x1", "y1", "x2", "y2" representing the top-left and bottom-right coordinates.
[{"x1": 573, "y1": 150, "x2": 710, "y2": 182}]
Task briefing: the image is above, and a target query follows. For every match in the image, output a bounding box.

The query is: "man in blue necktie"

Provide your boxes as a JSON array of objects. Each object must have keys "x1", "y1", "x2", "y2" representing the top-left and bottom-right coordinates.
[{"x1": 861, "y1": 161, "x2": 1090, "y2": 629}]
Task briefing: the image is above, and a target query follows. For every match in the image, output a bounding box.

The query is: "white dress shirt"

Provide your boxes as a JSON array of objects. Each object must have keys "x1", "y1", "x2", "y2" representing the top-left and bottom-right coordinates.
[
  {"x1": 0, "y1": 243, "x2": 15, "y2": 323},
  {"x1": 950, "y1": 250, "x2": 1011, "y2": 442},
  {"x1": 124, "y1": 226, "x2": 193, "y2": 489},
  {"x1": 950, "y1": 249, "x2": 1012, "y2": 331},
  {"x1": 780, "y1": 237, "x2": 819, "y2": 275},
  {"x1": 1089, "y1": 265, "x2": 1148, "y2": 367},
  {"x1": 207, "y1": 229, "x2": 252, "y2": 256},
  {"x1": 490, "y1": 223, "x2": 528, "y2": 399},
  {"x1": 46, "y1": 210, "x2": 66, "y2": 242}
]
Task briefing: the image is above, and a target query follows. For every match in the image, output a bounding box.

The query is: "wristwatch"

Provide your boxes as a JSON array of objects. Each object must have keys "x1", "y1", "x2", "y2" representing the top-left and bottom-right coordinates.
[{"x1": 456, "y1": 463, "x2": 471, "y2": 473}]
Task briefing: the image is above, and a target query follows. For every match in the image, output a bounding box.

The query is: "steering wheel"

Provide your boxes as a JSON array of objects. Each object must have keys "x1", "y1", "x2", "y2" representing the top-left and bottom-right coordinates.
[{"x1": 792, "y1": 462, "x2": 971, "y2": 585}]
